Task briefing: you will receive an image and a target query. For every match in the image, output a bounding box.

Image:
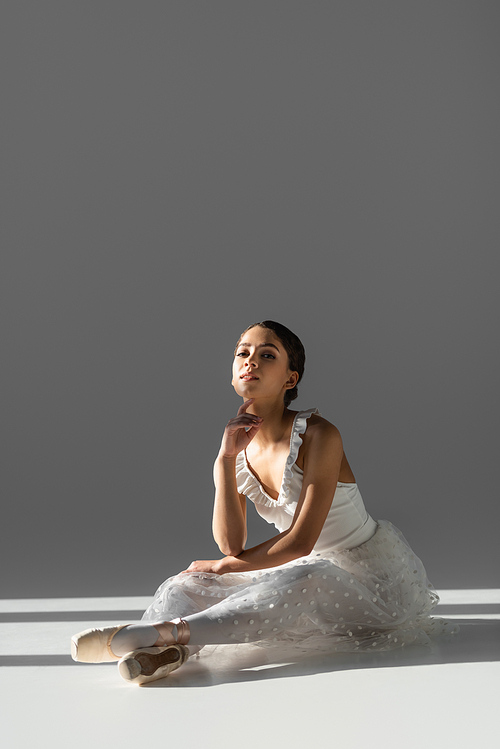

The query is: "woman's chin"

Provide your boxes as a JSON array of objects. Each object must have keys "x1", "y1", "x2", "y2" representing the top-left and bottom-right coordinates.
[{"x1": 233, "y1": 382, "x2": 260, "y2": 399}]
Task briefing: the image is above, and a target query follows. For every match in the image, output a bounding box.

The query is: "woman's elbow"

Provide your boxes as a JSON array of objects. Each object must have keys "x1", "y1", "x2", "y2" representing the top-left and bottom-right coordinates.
[
  {"x1": 290, "y1": 535, "x2": 316, "y2": 558},
  {"x1": 219, "y1": 543, "x2": 244, "y2": 557},
  {"x1": 217, "y1": 536, "x2": 246, "y2": 557},
  {"x1": 298, "y1": 542, "x2": 315, "y2": 558}
]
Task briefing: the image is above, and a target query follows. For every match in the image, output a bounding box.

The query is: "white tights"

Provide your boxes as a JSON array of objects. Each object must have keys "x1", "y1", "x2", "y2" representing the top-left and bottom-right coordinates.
[
  {"x1": 111, "y1": 560, "x2": 364, "y2": 656},
  {"x1": 111, "y1": 586, "x2": 309, "y2": 656}
]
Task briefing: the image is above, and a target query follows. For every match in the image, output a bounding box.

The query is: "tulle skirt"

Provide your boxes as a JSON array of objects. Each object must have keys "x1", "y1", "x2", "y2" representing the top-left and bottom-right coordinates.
[{"x1": 142, "y1": 520, "x2": 458, "y2": 653}]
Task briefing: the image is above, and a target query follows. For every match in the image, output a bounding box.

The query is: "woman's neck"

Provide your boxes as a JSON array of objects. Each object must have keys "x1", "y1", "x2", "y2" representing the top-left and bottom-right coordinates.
[{"x1": 245, "y1": 400, "x2": 296, "y2": 448}]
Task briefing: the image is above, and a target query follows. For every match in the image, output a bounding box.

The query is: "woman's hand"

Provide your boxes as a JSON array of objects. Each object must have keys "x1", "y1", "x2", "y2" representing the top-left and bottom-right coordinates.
[
  {"x1": 218, "y1": 399, "x2": 263, "y2": 459},
  {"x1": 181, "y1": 559, "x2": 225, "y2": 575}
]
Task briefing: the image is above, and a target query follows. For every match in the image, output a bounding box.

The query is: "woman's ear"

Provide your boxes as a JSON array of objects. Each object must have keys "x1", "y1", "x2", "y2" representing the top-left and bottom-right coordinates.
[{"x1": 285, "y1": 371, "x2": 299, "y2": 389}]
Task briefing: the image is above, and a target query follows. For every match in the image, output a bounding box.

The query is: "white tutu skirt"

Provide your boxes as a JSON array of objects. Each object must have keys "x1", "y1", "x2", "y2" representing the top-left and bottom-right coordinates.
[{"x1": 142, "y1": 520, "x2": 458, "y2": 653}]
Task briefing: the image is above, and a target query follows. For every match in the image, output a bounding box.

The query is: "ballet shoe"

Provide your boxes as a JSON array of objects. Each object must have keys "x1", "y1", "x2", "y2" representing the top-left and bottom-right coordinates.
[
  {"x1": 71, "y1": 624, "x2": 130, "y2": 663},
  {"x1": 118, "y1": 644, "x2": 189, "y2": 685},
  {"x1": 152, "y1": 618, "x2": 190, "y2": 646}
]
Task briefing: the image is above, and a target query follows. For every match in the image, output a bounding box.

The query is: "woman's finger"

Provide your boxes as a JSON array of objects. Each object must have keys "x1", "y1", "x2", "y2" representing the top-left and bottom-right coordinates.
[
  {"x1": 228, "y1": 414, "x2": 262, "y2": 426},
  {"x1": 227, "y1": 418, "x2": 260, "y2": 436},
  {"x1": 237, "y1": 398, "x2": 255, "y2": 416},
  {"x1": 227, "y1": 414, "x2": 262, "y2": 428},
  {"x1": 244, "y1": 422, "x2": 262, "y2": 437}
]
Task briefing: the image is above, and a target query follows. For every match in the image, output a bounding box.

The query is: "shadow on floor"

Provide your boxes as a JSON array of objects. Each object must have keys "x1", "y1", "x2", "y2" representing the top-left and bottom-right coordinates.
[
  {"x1": 1, "y1": 606, "x2": 496, "y2": 622},
  {"x1": 2, "y1": 619, "x2": 498, "y2": 684},
  {"x1": 142, "y1": 618, "x2": 499, "y2": 688},
  {"x1": 0, "y1": 610, "x2": 145, "y2": 623}
]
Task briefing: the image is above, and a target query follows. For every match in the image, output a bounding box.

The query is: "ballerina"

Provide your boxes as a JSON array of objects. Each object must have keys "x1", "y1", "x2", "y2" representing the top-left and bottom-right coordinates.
[{"x1": 71, "y1": 320, "x2": 457, "y2": 684}]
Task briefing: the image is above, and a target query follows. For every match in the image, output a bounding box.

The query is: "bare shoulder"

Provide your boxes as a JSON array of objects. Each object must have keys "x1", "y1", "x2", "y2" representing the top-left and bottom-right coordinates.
[
  {"x1": 300, "y1": 414, "x2": 343, "y2": 454},
  {"x1": 305, "y1": 413, "x2": 342, "y2": 439},
  {"x1": 298, "y1": 413, "x2": 356, "y2": 482}
]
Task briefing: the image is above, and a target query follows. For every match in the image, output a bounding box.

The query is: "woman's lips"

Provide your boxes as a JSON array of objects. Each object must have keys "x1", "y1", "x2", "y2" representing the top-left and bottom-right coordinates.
[{"x1": 241, "y1": 375, "x2": 259, "y2": 380}]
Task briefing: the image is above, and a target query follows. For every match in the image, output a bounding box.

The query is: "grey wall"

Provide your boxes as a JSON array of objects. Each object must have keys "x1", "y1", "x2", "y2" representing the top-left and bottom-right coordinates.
[{"x1": 2, "y1": 2, "x2": 498, "y2": 598}]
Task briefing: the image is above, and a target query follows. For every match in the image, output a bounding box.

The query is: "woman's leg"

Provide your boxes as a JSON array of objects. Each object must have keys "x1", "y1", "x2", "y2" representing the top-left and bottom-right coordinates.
[
  {"x1": 77, "y1": 560, "x2": 367, "y2": 661},
  {"x1": 110, "y1": 601, "x2": 289, "y2": 656},
  {"x1": 113, "y1": 566, "x2": 321, "y2": 654},
  {"x1": 111, "y1": 623, "x2": 165, "y2": 655},
  {"x1": 111, "y1": 569, "x2": 257, "y2": 656}
]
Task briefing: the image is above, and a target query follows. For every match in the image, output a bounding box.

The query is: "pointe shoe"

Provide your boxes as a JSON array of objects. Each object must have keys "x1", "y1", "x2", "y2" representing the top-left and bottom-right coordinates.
[
  {"x1": 118, "y1": 643, "x2": 189, "y2": 685},
  {"x1": 152, "y1": 618, "x2": 191, "y2": 647},
  {"x1": 71, "y1": 624, "x2": 130, "y2": 663}
]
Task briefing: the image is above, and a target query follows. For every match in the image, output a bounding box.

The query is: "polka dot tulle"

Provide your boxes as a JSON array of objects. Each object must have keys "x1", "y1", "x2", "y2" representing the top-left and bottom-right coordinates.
[{"x1": 142, "y1": 520, "x2": 458, "y2": 653}]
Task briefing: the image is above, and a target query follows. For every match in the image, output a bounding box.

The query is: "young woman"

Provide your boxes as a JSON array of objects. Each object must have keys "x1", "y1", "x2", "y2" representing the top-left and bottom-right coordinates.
[{"x1": 71, "y1": 320, "x2": 456, "y2": 684}]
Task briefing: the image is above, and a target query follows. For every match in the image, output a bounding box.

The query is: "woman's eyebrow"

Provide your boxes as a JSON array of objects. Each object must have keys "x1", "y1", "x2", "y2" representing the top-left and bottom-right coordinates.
[{"x1": 237, "y1": 342, "x2": 280, "y2": 352}]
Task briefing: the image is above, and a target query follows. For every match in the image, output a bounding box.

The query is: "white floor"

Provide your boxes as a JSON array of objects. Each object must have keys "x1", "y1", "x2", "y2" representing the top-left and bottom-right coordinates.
[{"x1": 1, "y1": 591, "x2": 499, "y2": 749}]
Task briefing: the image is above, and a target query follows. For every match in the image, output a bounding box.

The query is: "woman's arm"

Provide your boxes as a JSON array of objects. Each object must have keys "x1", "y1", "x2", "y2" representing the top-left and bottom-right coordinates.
[
  {"x1": 211, "y1": 399, "x2": 263, "y2": 556},
  {"x1": 189, "y1": 419, "x2": 343, "y2": 575},
  {"x1": 218, "y1": 420, "x2": 342, "y2": 572},
  {"x1": 212, "y1": 455, "x2": 247, "y2": 556}
]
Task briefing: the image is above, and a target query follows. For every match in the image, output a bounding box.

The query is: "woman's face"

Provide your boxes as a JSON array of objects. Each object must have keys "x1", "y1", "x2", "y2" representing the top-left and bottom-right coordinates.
[{"x1": 232, "y1": 326, "x2": 298, "y2": 402}]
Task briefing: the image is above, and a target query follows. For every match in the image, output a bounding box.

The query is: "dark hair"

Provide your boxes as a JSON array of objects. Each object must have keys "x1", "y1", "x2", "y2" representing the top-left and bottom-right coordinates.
[{"x1": 236, "y1": 320, "x2": 306, "y2": 407}]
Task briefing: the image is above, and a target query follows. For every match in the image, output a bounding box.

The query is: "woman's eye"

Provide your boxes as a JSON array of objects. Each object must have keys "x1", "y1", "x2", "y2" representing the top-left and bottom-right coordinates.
[{"x1": 236, "y1": 350, "x2": 274, "y2": 359}]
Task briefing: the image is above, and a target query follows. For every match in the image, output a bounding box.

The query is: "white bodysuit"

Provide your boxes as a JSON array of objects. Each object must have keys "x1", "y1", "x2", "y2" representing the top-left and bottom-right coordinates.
[{"x1": 237, "y1": 408, "x2": 377, "y2": 553}]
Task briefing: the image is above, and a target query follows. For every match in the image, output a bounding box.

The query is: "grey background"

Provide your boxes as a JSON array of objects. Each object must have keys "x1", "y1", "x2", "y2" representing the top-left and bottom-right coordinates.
[{"x1": 1, "y1": 2, "x2": 498, "y2": 599}]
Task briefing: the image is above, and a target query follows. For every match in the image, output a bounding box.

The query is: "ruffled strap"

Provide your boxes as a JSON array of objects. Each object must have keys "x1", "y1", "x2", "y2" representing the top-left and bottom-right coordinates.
[
  {"x1": 235, "y1": 451, "x2": 265, "y2": 506},
  {"x1": 235, "y1": 408, "x2": 320, "y2": 507},
  {"x1": 281, "y1": 408, "x2": 319, "y2": 500}
]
